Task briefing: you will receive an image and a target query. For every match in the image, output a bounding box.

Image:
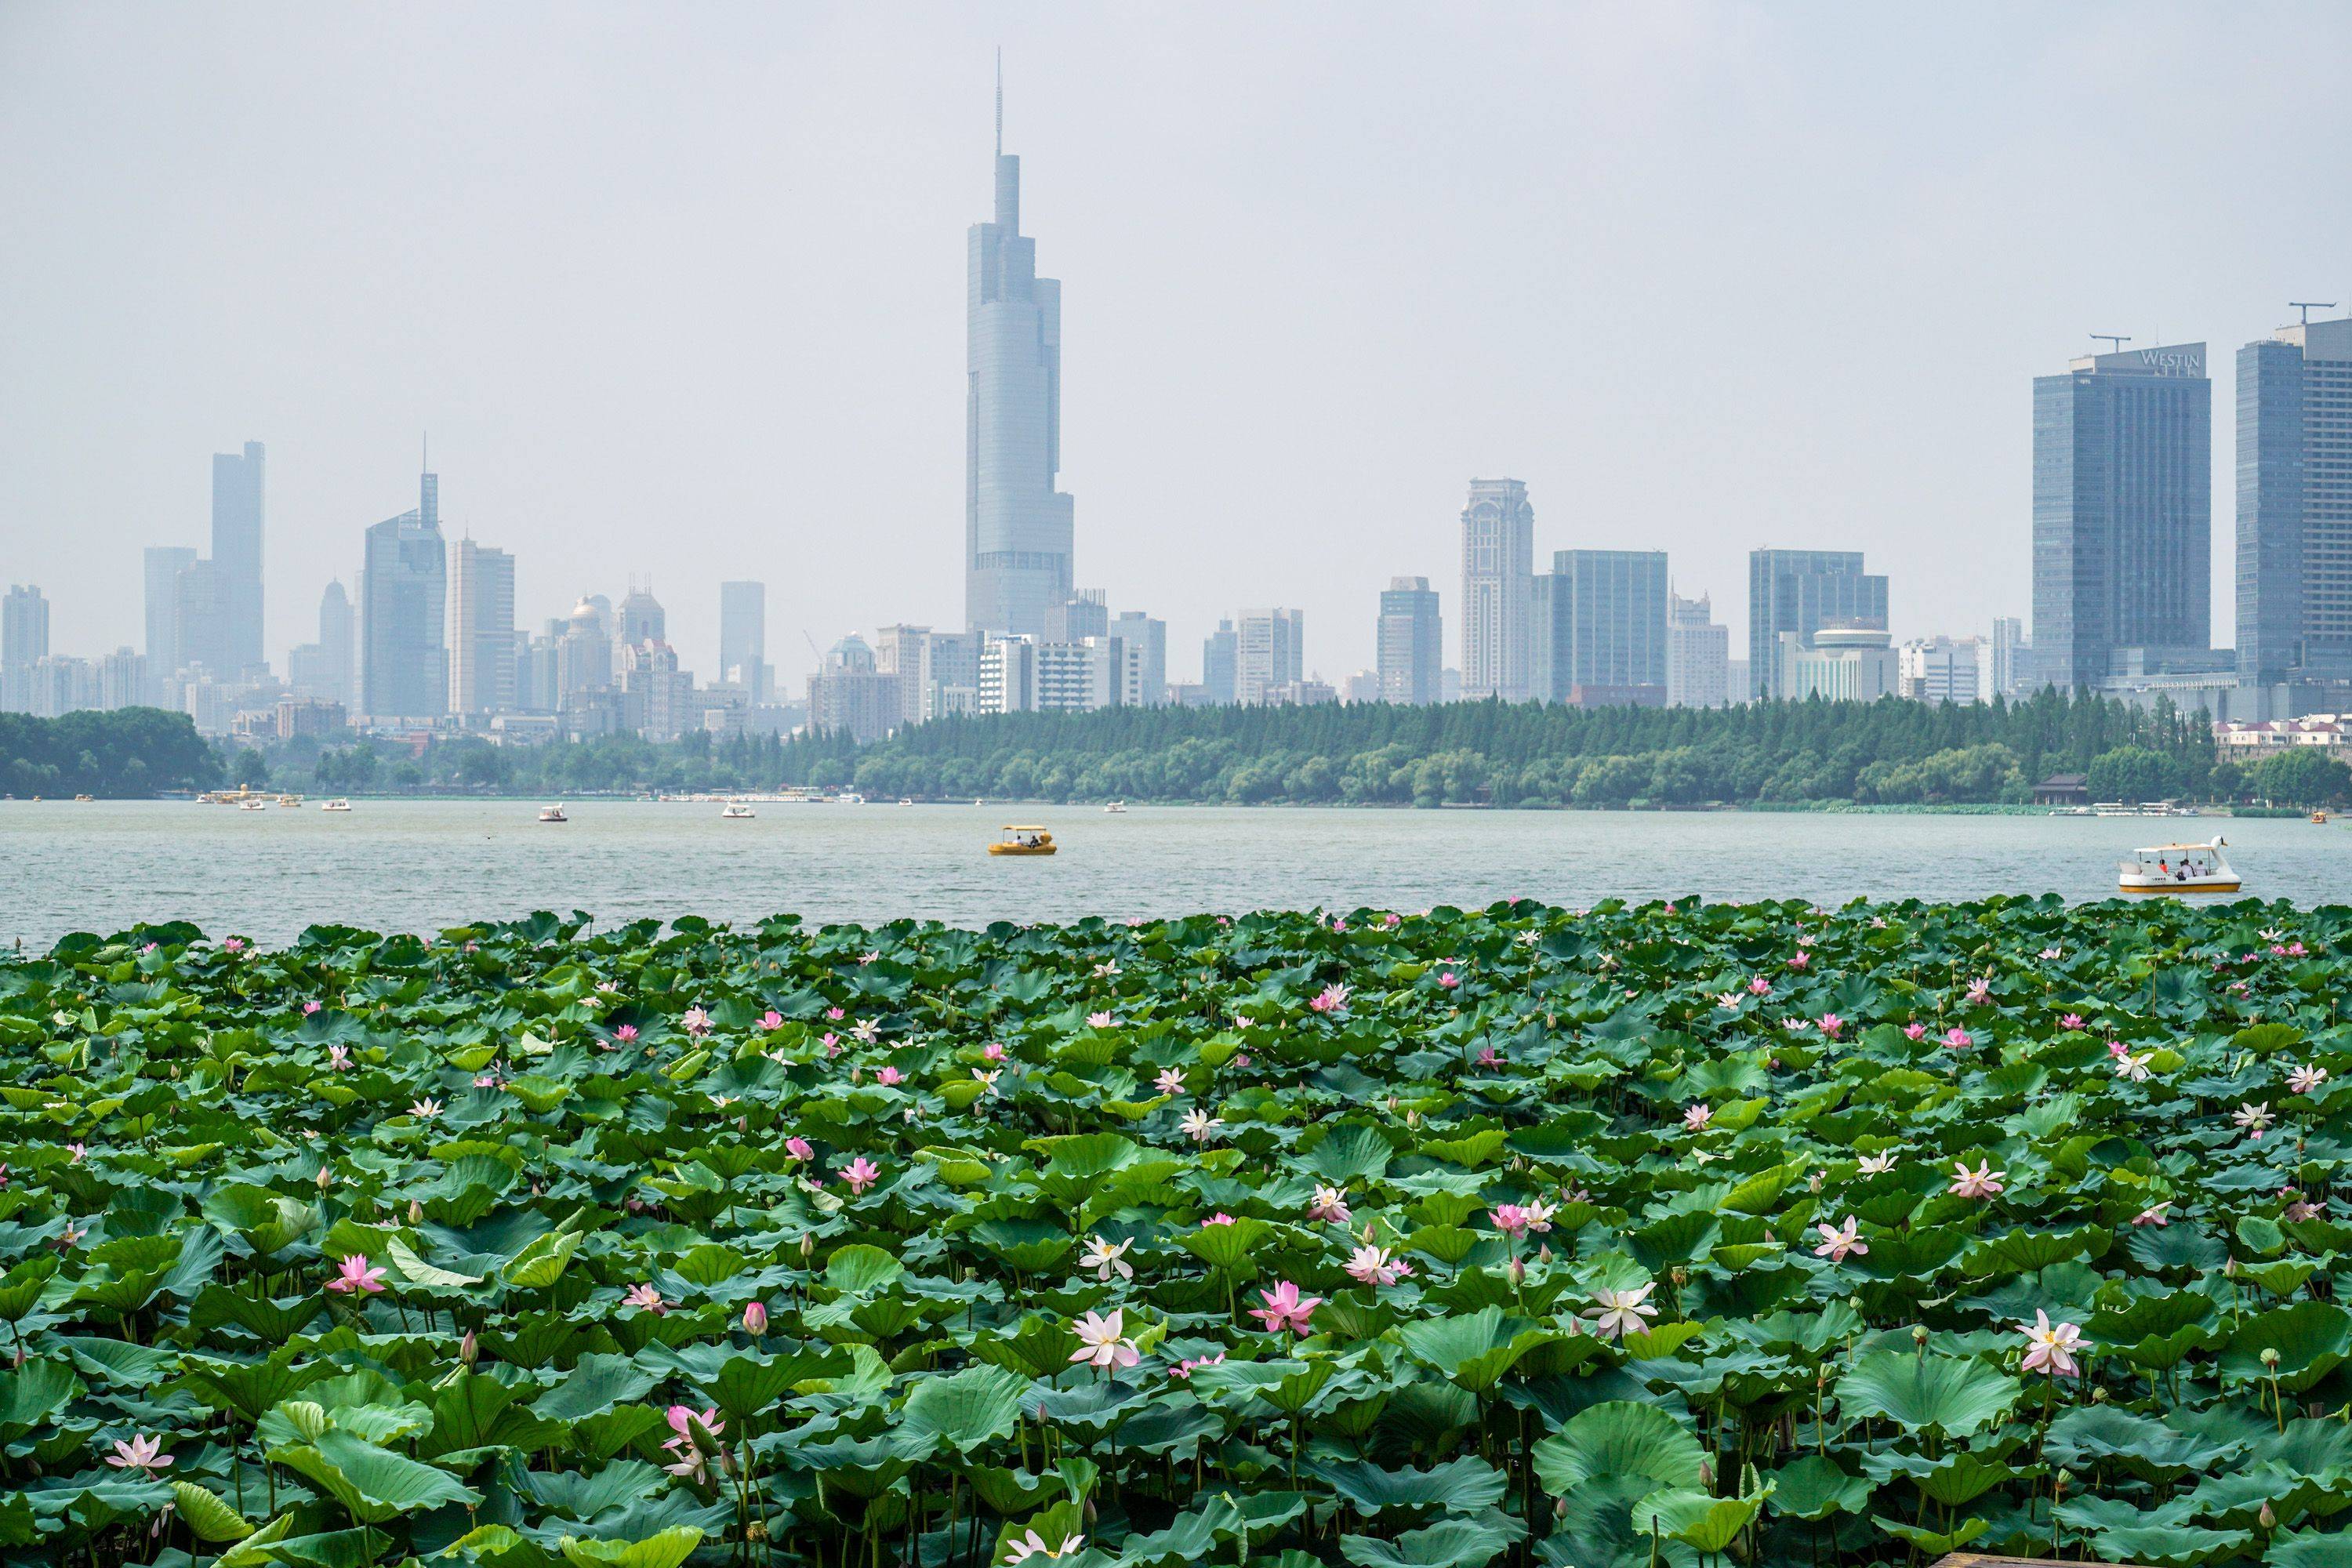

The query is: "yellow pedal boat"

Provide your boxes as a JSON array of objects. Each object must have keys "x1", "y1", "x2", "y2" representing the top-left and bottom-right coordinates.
[{"x1": 989, "y1": 826, "x2": 1058, "y2": 856}]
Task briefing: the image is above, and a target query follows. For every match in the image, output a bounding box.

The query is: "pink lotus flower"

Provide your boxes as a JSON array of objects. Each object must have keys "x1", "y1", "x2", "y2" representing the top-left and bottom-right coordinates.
[
  {"x1": 826, "y1": 1007, "x2": 845, "y2": 1021},
  {"x1": 1169, "y1": 1351, "x2": 1226, "y2": 1380},
  {"x1": 302, "y1": 1000, "x2": 321, "y2": 1015},
  {"x1": 223, "y1": 937, "x2": 247, "y2": 953},
  {"x1": 840, "y1": 1156, "x2": 881, "y2": 1194},
  {"x1": 982, "y1": 1042, "x2": 1007, "y2": 1063},
  {"x1": 1682, "y1": 1104, "x2": 1712, "y2": 1131},
  {"x1": 67, "y1": 1143, "x2": 87, "y2": 1163},
  {"x1": 615, "y1": 1024, "x2": 639, "y2": 1043},
  {"x1": 1309, "y1": 983, "x2": 1350, "y2": 1014},
  {"x1": 681, "y1": 1007, "x2": 711, "y2": 1036},
  {"x1": 2133, "y1": 1202, "x2": 2170, "y2": 1227},
  {"x1": 1476, "y1": 1044, "x2": 1503, "y2": 1066},
  {"x1": 2018, "y1": 1310, "x2": 2082, "y2": 1377},
  {"x1": 1584, "y1": 1282, "x2": 1659, "y2": 1339},
  {"x1": 759, "y1": 1010, "x2": 785, "y2": 1030},
  {"x1": 1786, "y1": 951, "x2": 1809, "y2": 970},
  {"x1": 1384, "y1": 913, "x2": 1401, "y2": 929},
  {"x1": 327, "y1": 1045, "x2": 352, "y2": 1071},
  {"x1": 1817, "y1": 1014, "x2": 1843, "y2": 1038},
  {"x1": 1948, "y1": 1160, "x2": 2005, "y2": 1200},
  {"x1": 1202, "y1": 1213, "x2": 1236, "y2": 1226},
  {"x1": 2060, "y1": 1013, "x2": 2085, "y2": 1030},
  {"x1": 1490, "y1": 1204, "x2": 1534, "y2": 1240},
  {"x1": 1748, "y1": 975, "x2": 1773, "y2": 996},
  {"x1": 1941, "y1": 1027, "x2": 1973, "y2": 1051},
  {"x1": 784, "y1": 1136, "x2": 815, "y2": 1161},
  {"x1": 666, "y1": 1404, "x2": 724, "y2": 1443},
  {"x1": 104, "y1": 1434, "x2": 172, "y2": 1474},
  {"x1": 1965, "y1": 976, "x2": 1991, "y2": 1005},
  {"x1": 1903, "y1": 1022, "x2": 1927, "y2": 1040},
  {"x1": 1813, "y1": 1216, "x2": 1867, "y2": 1261},
  {"x1": 327, "y1": 1254, "x2": 387, "y2": 1294},
  {"x1": 1086, "y1": 1011, "x2": 1115, "y2": 1029},
  {"x1": 2040, "y1": 946, "x2": 2063, "y2": 960},
  {"x1": 1345, "y1": 1244, "x2": 1412, "y2": 1286},
  {"x1": 1308, "y1": 1185, "x2": 1352, "y2": 1224},
  {"x1": 1154, "y1": 1069, "x2": 1185, "y2": 1097},
  {"x1": 874, "y1": 1065, "x2": 903, "y2": 1087},
  {"x1": 1248, "y1": 1280, "x2": 1322, "y2": 1335},
  {"x1": 1437, "y1": 971, "x2": 1460, "y2": 989},
  {"x1": 2290, "y1": 1064, "x2": 2328, "y2": 1095},
  {"x1": 623, "y1": 1283, "x2": 667, "y2": 1314},
  {"x1": 1857, "y1": 1152, "x2": 1896, "y2": 1175},
  {"x1": 2236, "y1": 1102, "x2": 2274, "y2": 1139},
  {"x1": 1068, "y1": 1308, "x2": 1141, "y2": 1369}
]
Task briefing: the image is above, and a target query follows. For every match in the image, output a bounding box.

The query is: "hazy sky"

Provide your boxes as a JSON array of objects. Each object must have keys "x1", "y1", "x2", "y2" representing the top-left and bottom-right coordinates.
[{"x1": 5, "y1": 3, "x2": 2350, "y2": 691}]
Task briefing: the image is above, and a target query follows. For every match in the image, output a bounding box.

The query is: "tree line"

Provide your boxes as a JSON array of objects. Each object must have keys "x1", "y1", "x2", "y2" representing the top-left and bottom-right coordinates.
[
  {"x1": 0, "y1": 708, "x2": 223, "y2": 798},
  {"x1": 265, "y1": 691, "x2": 2351, "y2": 808}
]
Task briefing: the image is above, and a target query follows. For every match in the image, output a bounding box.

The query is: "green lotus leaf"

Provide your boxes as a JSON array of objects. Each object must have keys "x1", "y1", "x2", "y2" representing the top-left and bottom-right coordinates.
[
  {"x1": 275, "y1": 1429, "x2": 482, "y2": 1523},
  {"x1": 1530, "y1": 1400, "x2": 1704, "y2": 1494},
  {"x1": 1633, "y1": 1486, "x2": 1770, "y2": 1555},
  {"x1": 1305, "y1": 1455, "x2": 1507, "y2": 1515},
  {"x1": 1337, "y1": 1509, "x2": 1525, "y2": 1568},
  {"x1": 893, "y1": 1362, "x2": 1027, "y2": 1458},
  {"x1": 1834, "y1": 1352, "x2": 2018, "y2": 1436},
  {"x1": 1765, "y1": 1456, "x2": 1872, "y2": 1519}
]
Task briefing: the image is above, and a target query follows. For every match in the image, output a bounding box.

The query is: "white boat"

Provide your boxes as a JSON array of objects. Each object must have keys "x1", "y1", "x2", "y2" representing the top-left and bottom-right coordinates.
[
  {"x1": 238, "y1": 798, "x2": 268, "y2": 811},
  {"x1": 1104, "y1": 800, "x2": 1128, "y2": 814},
  {"x1": 538, "y1": 804, "x2": 569, "y2": 823},
  {"x1": 2118, "y1": 836, "x2": 2239, "y2": 894},
  {"x1": 720, "y1": 803, "x2": 756, "y2": 820},
  {"x1": 898, "y1": 798, "x2": 914, "y2": 807},
  {"x1": 321, "y1": 799, "x2": 352, "y2": 813},
  {"x1": 837, "y1": 793, "x2": 866, "y2": 805}
]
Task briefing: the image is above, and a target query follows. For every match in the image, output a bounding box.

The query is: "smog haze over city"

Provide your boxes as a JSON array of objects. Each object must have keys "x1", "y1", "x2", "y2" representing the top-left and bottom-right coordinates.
[{"x1": 5, "y1": 2, "x2": 2350, "y2": 688}]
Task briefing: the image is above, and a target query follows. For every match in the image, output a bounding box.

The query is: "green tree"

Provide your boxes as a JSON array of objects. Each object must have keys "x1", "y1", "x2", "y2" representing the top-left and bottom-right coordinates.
[{"x1": 2252, "y1": 746, "x2": 2352, "y2": 808}]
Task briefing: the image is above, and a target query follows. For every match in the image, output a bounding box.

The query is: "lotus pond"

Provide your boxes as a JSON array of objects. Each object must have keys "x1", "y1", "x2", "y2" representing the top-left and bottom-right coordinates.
[{"x1": 4, "y1": 898, "x2": 2352, "y2": 1568}]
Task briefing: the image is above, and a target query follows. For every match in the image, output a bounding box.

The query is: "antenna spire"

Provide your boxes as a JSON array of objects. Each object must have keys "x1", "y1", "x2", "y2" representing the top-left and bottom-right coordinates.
[
  {"x1": 994, "y1": 48, "x2": 1003, "y2": 158},
  {"x1": 421, "y1": 431, "x2": 430, "y2": 474}
]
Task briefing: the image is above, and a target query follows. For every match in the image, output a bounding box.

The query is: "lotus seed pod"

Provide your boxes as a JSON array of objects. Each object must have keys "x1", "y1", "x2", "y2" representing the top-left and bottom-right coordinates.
[
  {"x1": 2263, "y1": 1347, "x2": 2281, "y2": 1368},
  {"x1": 1912, "y1": 1325, "x2": 1929, "y2": 1345}
]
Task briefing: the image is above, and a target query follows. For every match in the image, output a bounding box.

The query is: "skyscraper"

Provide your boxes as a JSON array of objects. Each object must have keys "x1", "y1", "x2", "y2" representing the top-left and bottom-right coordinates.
[
  {"x1": 1052, "y1": 590, "x2": 1109, "y2": 644},
  {"x1": 1748, "y1": 549, "x2": 1889, "y2": 699},
  {"x1": 1989, "y1": 616, "x2": 2033, "y2": 698},
  {"x1": 719, "y1": 582, "x2": 768, "y2": 700},
  {"x1": 1106, "y1": 611, "x2": 1167, "y2": 706},
  {"x1": 2031, "y1": 341, "x2": 2211, "y2": 691},
  {"x1": 618, "y1": 586, "x2": 666, "y2": 648},
  {"x1": 1236, "y1": 608, "x2": 1305, "y2": 706},
  {"x1": 211, "y1": 441, "x2": 266, "y2": 676},
  {"x1": 1377, "y1": 577, "x2": 1443, "y2": 706},
  {"x1": 448, "y1": 540, "x2": 517, "y2": 714},
  {"x1": 965, "y1": 66, "x2": 1075, "y2": 639},
  {"x1": 1534, "y1": 550, "x2": 1668, "y2": 706},
  {"x1": 2238, "y1": 315, "x2": 2352, "y2": 686},
  {"x1": 1666, "y1": 592, "x2": 1730, "y2": 709},
  {"x1": 289, "y1": 580, "x2": 356, "y2": 708},
  {"x1": 143, "y1": 545, "x2": 198, "y2": 695},
  {"x1": 1201, "y1": 620, "x2": 1237, "y2": 706},
  {"x1": 2, "y1": 585, "x2": 49, "y2": 713},
  {"x1": 359, "y1": 466, "x2": 448, "y2": 719},
  {"x1": 1459, "y1": 478, "x2": 1534, "y2": 701}
]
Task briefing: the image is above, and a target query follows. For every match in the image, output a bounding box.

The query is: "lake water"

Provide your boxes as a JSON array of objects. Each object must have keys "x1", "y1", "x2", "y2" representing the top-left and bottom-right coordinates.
[{"x1": 3, "y1": 799, "x2": 2345, "y2": 948}]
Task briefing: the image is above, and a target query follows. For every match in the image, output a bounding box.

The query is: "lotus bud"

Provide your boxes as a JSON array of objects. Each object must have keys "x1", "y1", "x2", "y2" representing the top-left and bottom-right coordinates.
[
  {"x1": 1699, "y1": 1457, "x2": 1715, "y2": 1489},
  {"x1": 1405, "y1": 1109, "x2": 1420, "y2": 1129},
  {"x1": 800, "y1": 1233, "x2": 815, "y2": 1261},
  {"x1": 2226, "y1": 1257, "x2": 2239, "y2": 1276},
  {"x1": 2090, "y1": 1385, "x2": 2108, "y2": 1403},
  {"x1": 459, "y1": 1330, "x2": 478, "y2": 1366},
  {"x1": 2260, "y1": 1503, "x2": 2278, "y2": 1530},
  {"x1": 1511, "y1": 1258, "x2": 1526, "y2": 1285},
  {"x1": 284, "y1": 1400, "x2": 328, "y2": 1442},
  {"x1": 1670, "y1": 1266, "x2": 1688, "y2": 1287},
  {"x1": 1555, "y1": 1497, "x2": 1569, "y2": 1521},
  {"x1": 744, "y1": 1301, "x2": 768, "y2": 1337},
  {"x1": 315, "y1": 1167, "x2": 333, "y2": 1190},
  {"x1": 1807, "y1": 1171, "x2": 1822, "y2": 1192},
  {"x1": 1537, "y1": 1243, "x2": 1553, "y2": 1265},
  {"x1": 408, "y1": 1200, "x2": 423, "y2": 1225}
]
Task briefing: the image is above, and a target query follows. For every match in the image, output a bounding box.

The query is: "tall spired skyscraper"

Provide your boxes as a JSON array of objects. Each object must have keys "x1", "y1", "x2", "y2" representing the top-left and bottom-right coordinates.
[{"x1": 965, "y1": 62, "x2": 1074, "y2": 639}]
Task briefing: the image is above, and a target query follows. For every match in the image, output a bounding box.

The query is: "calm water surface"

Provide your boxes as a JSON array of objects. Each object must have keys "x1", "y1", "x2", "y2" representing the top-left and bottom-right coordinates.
[{"x1": 3, "y1": 800, "x2": 2346, "y2": 946}]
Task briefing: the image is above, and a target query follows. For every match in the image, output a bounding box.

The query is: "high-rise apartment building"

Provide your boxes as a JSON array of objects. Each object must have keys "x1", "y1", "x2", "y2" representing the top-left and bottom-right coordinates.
[
  {"x1": 2031, "y1": 342, "x2": 2211, "y2": 691},
  {"x1": 2, "y1": 585, "x2": 49, "y2": 713},
  {"x1": 1376, "y1": 576, "x2": 1443, "y2": 706},
  {"x1": 1051, "y1": 590, "x2": 1109, "y2": 644},
  {"x1": 359, "y1": 466, "x2": 448, "y2": 719},
  {"x1": 807, "y1": 636, "x2": 902, "y2": 743},
  {"x1": 718, "y1": 582, "x2": 768, "y2": 700},
  {"x1": 2238, "y1": 315, "x2": 2352, "y2": 686},
  {"x1": 1202, "y1": 621, "x2": 1237, "y2": 706},
  {"x1": 1236, "y1": 608, "x2": 1305, "y2": 706},
  {"x1": 289, "y1": 580, "x2": 357, "y2": 707},
  {"x1": 211, "y1": 441, "x2": 266, "y2": 677},
  {"x1": 1748, "y1": 549, "x2": 1889, "y2": 699},
  {"x1": 1107, "y1": 612, "x2": 1167, "y2": 706},
  {"x1": 100, "y1": 648, "x2": 146, "y2": 711},
  {"x1": 1898, "y1": 637, "x2": 1983, "y2": 704},
  {"x1": 965, "y1": 75, "x2": 1075, "y2": 638},
  {"x1": 1989, "y1": 616, "x2": 2034, "y2": 699},
  {"x1": 1460, "y1": 478, "x2": 1534, "y2": 701},
  {"x1": 1666, "y1": 592, "x2": 1730, "y2": 709},
  {"x1": 1534, "y1": 550, "x2": 1668, "y2": 706},
  {"x1": 143, "y1": 546, "x2": 198, "y2": 698},
  {"x1": 876, "y1": 624, "x2": 980, "y2": 727},
  {"x1": 448, "y1": 540, "x2": 517, "y2": 714},
  {"x1": 617, "y1": 586, "x2": 666, "y2": 649}
]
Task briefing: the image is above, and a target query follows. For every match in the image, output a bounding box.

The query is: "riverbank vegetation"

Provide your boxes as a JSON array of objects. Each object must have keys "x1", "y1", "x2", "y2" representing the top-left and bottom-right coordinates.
[
  {"x1": 5, "y1": 896, "x2": 2348, "y2": 1567},
  {"x1": 273, "y1": 691, "x2": 2352, "y2": 808},
  {"x1": 0, "y1": 706, "x2": 222, "y2": 798}
]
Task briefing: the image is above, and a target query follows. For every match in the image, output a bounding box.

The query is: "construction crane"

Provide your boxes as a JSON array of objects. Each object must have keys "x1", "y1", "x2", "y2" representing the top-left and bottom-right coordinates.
[
  {"x1": 2090, "y1": 333, "x2": 2132, "y2": 354},
  {"x1": 2291, "y1": 301, "x2": 2338, "y2": 326}
]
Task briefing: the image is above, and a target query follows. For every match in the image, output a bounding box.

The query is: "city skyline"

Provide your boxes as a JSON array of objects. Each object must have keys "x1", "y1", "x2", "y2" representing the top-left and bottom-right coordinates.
[{"x1": 8, "y1": 7, "x2": 2351, "y2": 693}]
